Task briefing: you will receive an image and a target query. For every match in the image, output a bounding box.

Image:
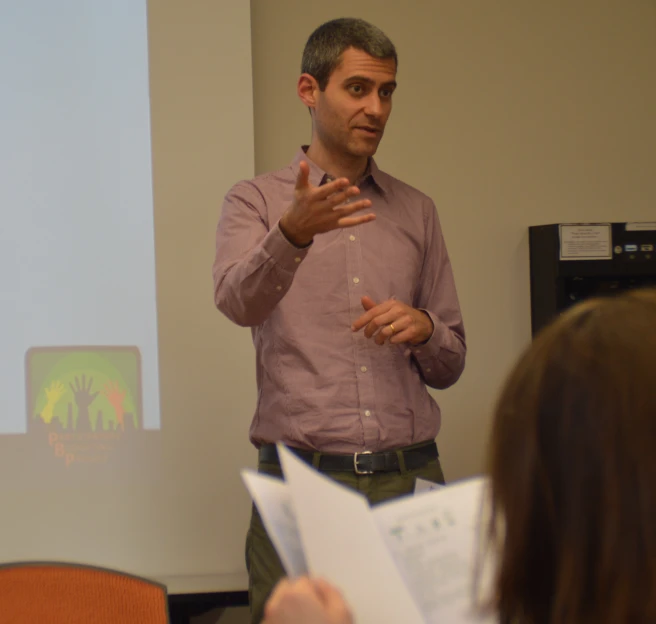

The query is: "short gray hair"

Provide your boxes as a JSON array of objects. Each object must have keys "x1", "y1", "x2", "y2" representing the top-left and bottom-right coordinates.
[{"x1": 301, "y1": 18, "x2": 397, "y2": 90}]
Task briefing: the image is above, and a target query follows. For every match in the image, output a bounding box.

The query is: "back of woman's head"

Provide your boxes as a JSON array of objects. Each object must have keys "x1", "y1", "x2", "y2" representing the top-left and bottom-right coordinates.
[{"x1": 486, "y1": 288, "x2": 656, "y2": 624}]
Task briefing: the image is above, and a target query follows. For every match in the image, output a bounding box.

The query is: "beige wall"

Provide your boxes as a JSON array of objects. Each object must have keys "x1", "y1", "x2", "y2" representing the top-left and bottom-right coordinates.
[
  {"x1": 147, "y1": 0, "x2": 255, "y2": 586},
  {"x1": 251, "y1": 0, "x2": 656, "y2": 480}
]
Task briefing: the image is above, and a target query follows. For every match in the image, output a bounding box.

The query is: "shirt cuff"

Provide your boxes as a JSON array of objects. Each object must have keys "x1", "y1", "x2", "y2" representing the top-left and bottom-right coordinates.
[
  {"x1": 410, "y1": 310, "x2": 444, "y2": 360},
  {"x1": 263, "y1": 221, "x2": 312, "y2": 272}
]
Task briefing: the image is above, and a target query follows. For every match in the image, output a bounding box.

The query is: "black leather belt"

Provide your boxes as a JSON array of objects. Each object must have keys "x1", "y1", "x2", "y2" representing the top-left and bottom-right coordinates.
[{"x1": 258, "y1": 441, "x2": 438, "y2": 475}]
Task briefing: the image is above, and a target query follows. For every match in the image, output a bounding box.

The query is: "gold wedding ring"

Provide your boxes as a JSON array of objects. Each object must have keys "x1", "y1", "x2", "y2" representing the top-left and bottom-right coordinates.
[{"x1": 389, "y1": 323, "x2": 396, "y2": 334}]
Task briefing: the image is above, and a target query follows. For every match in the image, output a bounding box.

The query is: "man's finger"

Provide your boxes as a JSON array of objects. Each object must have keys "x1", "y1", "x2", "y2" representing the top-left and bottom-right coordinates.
[
  {"x1": 351, "y1": 299, "x2": 394, "y2": 331},
  {"x1": 361, "y1": 295, "x2": 377, "y2": 311},
  {"x1": 294, "y1": 161, "x2": 311, "y2": 191},
  {"x1": 355, "y1": 296, "x2": 379, "y2": 335},
  {"x1": 322, "y1": 186, "x2": 361, "y2": 209},
  {"x1": 365, "y1": 314, "x2": 398, "y2": 338},
  {"x1": 331, "y1": 200, "x2": 374, "y2": 223},
  {"x1": 335, "y1": 213, "x2": 376, "y2": 230},
  {"x1": 332, "y1": 197, "x2": 372, "y2": 216},
  {"x1": 376, "y1": 328, "x2": 406, "y2": 346},
  {"x1": 367, "y1": 308, "x2": 412, "y2": 339},
  {"x1": 374, "y1": 317, "x2": 407, "y2": 344},
  {"x1": 312, "y1": 177, "x2": 353, "y2": 201},
  {"x1": 364, "y1": 319, "x2": 383, "y2": 339}
]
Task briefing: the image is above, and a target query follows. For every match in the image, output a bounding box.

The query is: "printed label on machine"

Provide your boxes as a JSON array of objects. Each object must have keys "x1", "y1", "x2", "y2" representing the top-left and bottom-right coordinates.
[
  {"x1": 559, "y1": 224, "x2": 612, "y2": 261},
  {"x1": 626, "y1": 222, "x2": 656, "y2": 231}
]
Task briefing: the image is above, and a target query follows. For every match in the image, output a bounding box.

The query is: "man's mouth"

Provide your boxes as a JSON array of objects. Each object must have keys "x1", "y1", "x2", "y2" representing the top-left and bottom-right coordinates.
[{"x1": 354, "y1": 126, "x2": 381, "y2": 136}]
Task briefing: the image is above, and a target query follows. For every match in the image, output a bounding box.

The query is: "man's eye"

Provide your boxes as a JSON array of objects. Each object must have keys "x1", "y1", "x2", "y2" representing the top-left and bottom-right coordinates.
[
  {"x1": 380, "y1": 89, "x2": 393, "y2": 98},
  {"x1": 349, "y1": 84, "x2": 363, "y2": 94}
]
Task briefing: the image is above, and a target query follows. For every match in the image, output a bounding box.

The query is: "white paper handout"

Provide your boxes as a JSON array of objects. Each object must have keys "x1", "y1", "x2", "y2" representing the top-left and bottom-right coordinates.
[
  {"x1": 241, "y1": 471, "x2": 308, "y2": 578},
  {"x1": 241, "y1": 446, "x2": 495, "y2": 623},
  {"x1": 373, "y1": 478, "x2": 493, "y2": 622},
  {"x1": 414, "y1": 477, "x2": 444, "y2": 494}
]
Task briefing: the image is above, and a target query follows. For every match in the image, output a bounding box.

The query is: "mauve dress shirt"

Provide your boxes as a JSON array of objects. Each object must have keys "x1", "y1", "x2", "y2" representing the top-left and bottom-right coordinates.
[{"x1": 213, "y1": 147, "x2": 466, "y2": 453}]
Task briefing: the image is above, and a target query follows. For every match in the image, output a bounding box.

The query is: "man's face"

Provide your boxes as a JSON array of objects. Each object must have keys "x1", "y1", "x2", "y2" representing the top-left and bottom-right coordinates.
[{"x1": 312, "y1": 47, "x2": 397, "y2": 160}]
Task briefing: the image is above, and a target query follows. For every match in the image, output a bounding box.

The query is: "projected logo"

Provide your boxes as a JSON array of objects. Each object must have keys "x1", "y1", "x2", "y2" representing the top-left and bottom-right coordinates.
[{"x1": 26, "y1": 347, "x2": 142, "y2": 467}]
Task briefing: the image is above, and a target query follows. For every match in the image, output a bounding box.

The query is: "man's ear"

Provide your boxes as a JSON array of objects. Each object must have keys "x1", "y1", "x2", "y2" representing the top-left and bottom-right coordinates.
[{"x1": 297, "y1": 73, "x2": 318, "y2": 109}]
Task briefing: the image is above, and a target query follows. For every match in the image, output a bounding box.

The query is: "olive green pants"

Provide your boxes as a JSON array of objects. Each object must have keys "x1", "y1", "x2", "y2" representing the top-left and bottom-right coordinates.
[{"x1": 245, "y1": 447, "x2": 445, "y2": 624}]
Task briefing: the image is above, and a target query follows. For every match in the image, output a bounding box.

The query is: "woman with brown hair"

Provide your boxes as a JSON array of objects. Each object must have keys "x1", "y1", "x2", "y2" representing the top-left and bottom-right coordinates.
[
  {"x1": 263, "y1": 289, "x2": 656, "y2": 623},
  {"x1": 484, "y1": 287, "x2": 656, "y2": 623}
]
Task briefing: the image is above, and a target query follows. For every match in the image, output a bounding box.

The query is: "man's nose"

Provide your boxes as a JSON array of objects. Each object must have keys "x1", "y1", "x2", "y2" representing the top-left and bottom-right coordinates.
[{"x1": 363, "y1": 93, "x2": 383, "y2": 118}]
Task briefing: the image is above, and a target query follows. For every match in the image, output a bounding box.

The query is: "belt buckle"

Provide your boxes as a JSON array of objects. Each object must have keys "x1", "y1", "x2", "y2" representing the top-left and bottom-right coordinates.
[{"x1": 354, "y1": 450, "x2": 373, "y2": 475}]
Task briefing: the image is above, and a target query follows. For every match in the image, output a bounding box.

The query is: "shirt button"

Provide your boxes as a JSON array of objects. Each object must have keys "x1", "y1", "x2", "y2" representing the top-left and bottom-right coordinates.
[
  {"x1": 426, "y1": 368, "x2": 432, "y2": 373},
  {"x1": 360, "y1": 366, "x2": 367, "y2": 373},
  {"x1": 364, "y1": 410, "x2": 371, "y2": 417},
  {"x1": 352, "y1": 277, "x2": 360, "y2": 284},
  {"x1": 276, "y1": 285, "x2": 282, "y2": 291},
  {"x1": 349, "y1": 235, "x2": 356, "y2": 242},
  {"x1": 294, "y1": 257, "x2": 301, "y2": 263}
]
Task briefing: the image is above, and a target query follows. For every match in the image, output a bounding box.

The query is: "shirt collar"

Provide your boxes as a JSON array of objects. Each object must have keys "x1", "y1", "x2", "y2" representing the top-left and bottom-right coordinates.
[{"x1": 291, "y1": 146, "x2": 388, "y2": 196}]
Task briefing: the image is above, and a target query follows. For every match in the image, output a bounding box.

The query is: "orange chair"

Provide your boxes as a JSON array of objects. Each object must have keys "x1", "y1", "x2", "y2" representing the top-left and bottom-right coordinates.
[{"x1": 0, "y1": 561, "x2": 170, "y2": 623}]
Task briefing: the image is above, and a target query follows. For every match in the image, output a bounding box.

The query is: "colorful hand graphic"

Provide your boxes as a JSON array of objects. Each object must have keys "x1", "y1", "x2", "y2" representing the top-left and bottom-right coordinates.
[
  {"x1": 40, "y1": 380, "x2": 66, "y2": 424},
  {"x1": 102, "y1": 380, "x2": 126, "y2": 431}
]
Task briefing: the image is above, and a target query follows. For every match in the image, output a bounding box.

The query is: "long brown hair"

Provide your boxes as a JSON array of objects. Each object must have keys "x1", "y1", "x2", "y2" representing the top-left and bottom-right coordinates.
[{"x1": 484, "y1": 288, "x2": 656, "y2": 623}]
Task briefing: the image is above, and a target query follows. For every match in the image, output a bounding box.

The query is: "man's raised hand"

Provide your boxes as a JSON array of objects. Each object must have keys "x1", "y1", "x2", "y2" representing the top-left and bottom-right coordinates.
[{"x1": 279, "y1": 161, "x2": 376, "y2": 247}]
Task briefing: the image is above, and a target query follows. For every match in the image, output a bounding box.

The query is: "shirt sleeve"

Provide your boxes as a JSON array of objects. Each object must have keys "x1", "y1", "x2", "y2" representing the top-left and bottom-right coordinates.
[
  {"x1": 410, "y1": 198, "x2": 466, "y2": 389},
  {"x1": 212, "y1": 180, "x2": 310, "y2": 327}
]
